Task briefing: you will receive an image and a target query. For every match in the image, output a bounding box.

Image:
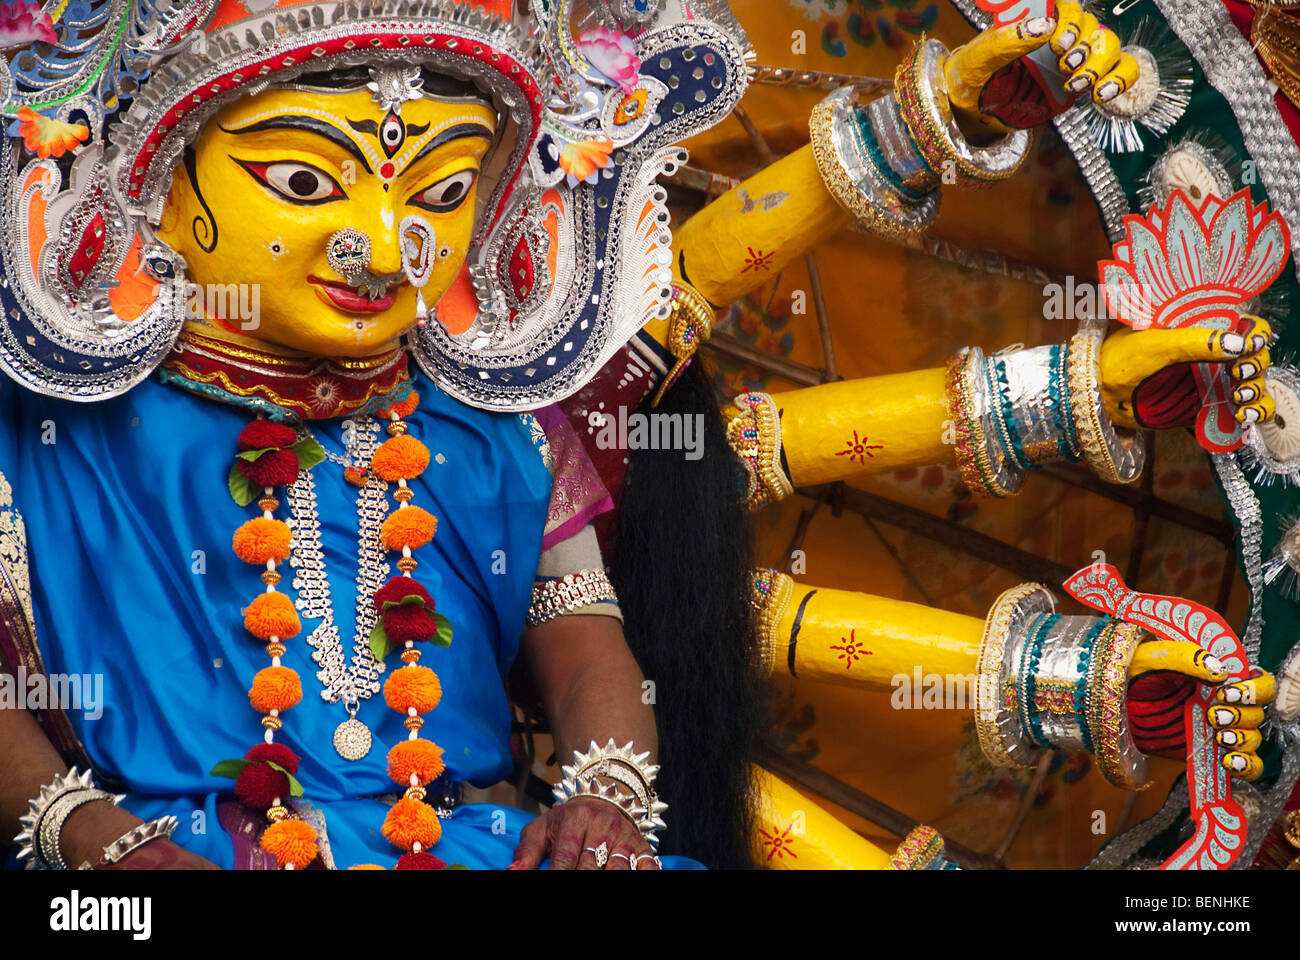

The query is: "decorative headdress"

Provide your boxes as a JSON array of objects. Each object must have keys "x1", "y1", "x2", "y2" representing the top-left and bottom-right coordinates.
[{"x1": 0, "y1": 0, "x2": 752, "y2": 410}]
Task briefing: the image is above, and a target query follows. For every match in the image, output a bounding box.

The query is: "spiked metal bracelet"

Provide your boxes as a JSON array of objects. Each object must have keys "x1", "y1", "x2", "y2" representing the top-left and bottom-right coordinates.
[
  {"x1": 79, "y1": 815, "x2": 181, "y2": 870},
  {"x1": 14, "y1": 767, "x2": 123, "y2": 870},
  {"x1": 551, "y1": 740, "x2": 669, "y2": 849}
]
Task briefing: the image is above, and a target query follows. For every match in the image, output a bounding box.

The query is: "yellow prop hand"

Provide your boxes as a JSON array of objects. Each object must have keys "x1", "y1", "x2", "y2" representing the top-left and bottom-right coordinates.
[
  {"x1": 1099, "y1": 317, "x2": 1274, "y2": 430},
  {"x1": 1129, "y1": 640, "x2": 1276, "y2": 782},
  {"x1": 944, "y1": 2, "x2": 1141, "y2": 137}
]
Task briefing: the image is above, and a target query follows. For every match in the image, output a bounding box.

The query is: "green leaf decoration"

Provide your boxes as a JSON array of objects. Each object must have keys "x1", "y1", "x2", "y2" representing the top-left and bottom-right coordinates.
[
  {"x1": 430, "y1": 611, "x2": 453, "y2": 648},
  {"x1": 236, "y1": 446, "x2": 277, "y2": 462},
  {"x1": 266, "y1": 762, "x2": 306, "y2": 798},
  {"x1": 211, "y1": 758, "x2": 251, "y2": 780},
  {"x1": 382, "y1": 595, "x2": 429, "y2": 611},
  {"x1": 227, "y1": 465, "x2": 258, "y2": 507},
  {"x1": 370, "y1": 620, "x2": 395, "y2": 662},
  {"x1": 292, "y1": 437, "x2": 326, "y2": 471}
]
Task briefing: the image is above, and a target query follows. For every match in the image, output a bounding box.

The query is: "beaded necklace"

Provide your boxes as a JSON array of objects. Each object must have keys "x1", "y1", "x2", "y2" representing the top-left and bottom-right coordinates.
[{"x1": 215, "y1": 392, "x2": 455, "y2": 870}]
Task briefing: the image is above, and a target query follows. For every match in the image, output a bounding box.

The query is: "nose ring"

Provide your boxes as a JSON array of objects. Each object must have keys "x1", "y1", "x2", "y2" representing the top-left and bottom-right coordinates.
[{"x1": 326, "y1": 227, "x2": 372, "y2": 282}]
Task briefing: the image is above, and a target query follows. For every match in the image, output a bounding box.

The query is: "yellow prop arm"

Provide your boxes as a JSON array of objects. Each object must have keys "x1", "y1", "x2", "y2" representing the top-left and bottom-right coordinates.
[
  {"x1": 752, "y1": 767, "x2": 896, "y2": 869},
  {"x1": 772, "y1": 370, "x2": 951, "y2": 485},
  {"x1": 669, "y1": 145, "x2": 850, "y2": 310},
  {"x1": 756, "y1": 575, "x2": 982, "y2": 689}
]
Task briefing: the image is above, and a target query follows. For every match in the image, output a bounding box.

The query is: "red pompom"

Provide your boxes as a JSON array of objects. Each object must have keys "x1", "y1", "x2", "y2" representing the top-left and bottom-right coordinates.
[
  {"x1": 374, "y1": 576, "x2": 433, "y2": 612},
  {"x1": 234, "y1": 762, "x2": 290, "y2": 810},
  {"x1": 244, "y1": 742, "x2": 301, "y2": 775},
  {"x1": 237, "y1": 449, "x2": 300, "y2": 488},
  {"x1": 384, "y1": 603, "x2": 439, "y2": 644},
  {"x1": 395, "y1": 851, "x2": 446, "y2": 870},
  {"x1": 238, "y1": 421, "x2": 298, "y2": 451}
]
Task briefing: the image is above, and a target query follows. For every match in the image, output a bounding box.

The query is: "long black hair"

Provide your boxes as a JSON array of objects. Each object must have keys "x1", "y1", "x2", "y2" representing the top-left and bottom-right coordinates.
[{"x1": 609, "y1": 359, "x2": 766, "y2": 869}]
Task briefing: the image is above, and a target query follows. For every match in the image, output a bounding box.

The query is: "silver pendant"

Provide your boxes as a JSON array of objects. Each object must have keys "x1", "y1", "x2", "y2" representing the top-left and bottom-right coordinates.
[{"x1": 333, "y1": 718, "x2": 372, "y2": 761}]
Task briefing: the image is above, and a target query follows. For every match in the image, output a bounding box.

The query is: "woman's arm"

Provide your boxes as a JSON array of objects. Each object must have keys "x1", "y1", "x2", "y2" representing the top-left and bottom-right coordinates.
[{"x1": 510, "y1": 615, "x2": 662, "y2": 870}]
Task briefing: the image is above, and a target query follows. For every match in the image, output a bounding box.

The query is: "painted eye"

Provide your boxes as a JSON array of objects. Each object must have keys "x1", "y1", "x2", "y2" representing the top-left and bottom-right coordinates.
[
  {"x1": 235, "y1": 159, "x2": 345, "y2": 205},
  {"x1": 411, "y1": 169, "x2": 476, "y2": 213}
]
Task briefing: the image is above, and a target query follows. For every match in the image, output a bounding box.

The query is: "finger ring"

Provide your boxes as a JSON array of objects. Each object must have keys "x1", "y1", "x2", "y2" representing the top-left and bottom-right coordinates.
[
  {"x1": 609, "y1": 852, "x2": 632, "y2": 866},
  {"x1": 629, "y1": 853, "x2": 661, "y2": 871},
  {"x1": 584, "y1": 842, "x2": 609, "y2": 869}
]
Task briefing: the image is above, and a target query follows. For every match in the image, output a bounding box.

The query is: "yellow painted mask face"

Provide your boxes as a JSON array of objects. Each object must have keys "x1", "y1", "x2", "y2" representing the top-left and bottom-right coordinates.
[{"x1": 159, "y1": 86, "x2": 497, "y2": 357}]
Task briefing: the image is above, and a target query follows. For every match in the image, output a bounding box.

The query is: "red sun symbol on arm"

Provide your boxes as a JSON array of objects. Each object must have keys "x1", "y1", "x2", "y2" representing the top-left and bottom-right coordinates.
[{"x1": 834, "y1": 429, "x2": 884, "y2": 465}]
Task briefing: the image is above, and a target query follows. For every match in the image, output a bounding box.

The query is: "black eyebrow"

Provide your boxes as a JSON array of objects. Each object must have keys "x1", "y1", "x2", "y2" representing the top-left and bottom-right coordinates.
[
  {"x1": 406, "y1": 122, "x2": 494, "y2": 169},
  {"x1": 219, "y1": 117, "x2": 374, "y2": 175}
]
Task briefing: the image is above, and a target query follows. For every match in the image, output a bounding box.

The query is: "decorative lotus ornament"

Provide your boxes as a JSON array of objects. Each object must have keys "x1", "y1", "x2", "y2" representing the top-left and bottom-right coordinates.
[{"x1": 1099, "y1": 188, "x2": 1292, "y2": 453}]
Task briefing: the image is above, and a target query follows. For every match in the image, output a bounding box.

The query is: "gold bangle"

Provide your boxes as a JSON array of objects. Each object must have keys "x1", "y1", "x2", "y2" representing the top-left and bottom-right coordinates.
[
  {"x1": 945, "y1": 349, "x2": 1021, "y2": 498},
  {"x1": 749, "y1": 568, "x2": 795, "y2": 677},
  {"x1": 1067, "y1": 328, "x2": 1144, "y2": 485},
  {"x1": 893, "y1": 37, "x2": 1032, "y2": 187},
  {"x1": 1066, "y1": 329, "x2": 1121, "y2": 483},
  {"x1": 890, "y1": 824, "x2": 948, "y2": 870},
  {"x1": 976, "y1": 582, "x2": 1053, "y2": 768},
  {"x1": 1087, "y1": 620, "x2": 1151, "y2": 790},
  {"x1": 726, "y1": 392, "x2": 794, "y2": 512},
  {"x1": 651, "y1": 281, "x2": 716, "y2": 408}
]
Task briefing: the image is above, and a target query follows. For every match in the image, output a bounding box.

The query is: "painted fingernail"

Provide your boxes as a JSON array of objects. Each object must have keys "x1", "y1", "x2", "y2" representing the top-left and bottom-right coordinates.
[
  {"x1": 1238, "y1": 362, "x2": 1257, "y2": 379},
  {"x1": 1067, "y1": 74, "x2": 1092, "y2": 93},
  {"x1": 1057, "y1": 29, "x2": 1077, "y2": 49},
  {"x1": 1226, "y1": 753, "x2": 1249, "y2": 772},
  {"x1": 1096, "y1": 80, "x2": 1120, "y2": 102},
  {"x1": 1211, "y1": 707, "x2": 1237, "y2": 725},
  {"x1": 1221, "y1": 685, "x2": 1242, "y2": 703},
  {"x1": 1253, "y1": 334, "x2": 1268, "y2": 351},
  {"x1": 1025, "y1": 17, "x2": 1053, "y2": 35},
  {"x1": 1236, "y1": 387, "x2": 1256, "y2": 403},
  {"x1": 1222, "y1": 333, "x2": 1245, "y2": 354},
  {"x1": 1064, "y1": 48, "x2": 1087, "y2": 71},
  {"x1": 1243, "y1": 407, "x2": 1261, "y2": 423},
  {"x1": 1204, "y1": 655, "x2": 1226, "y2": 676},
  {"x1": 1219, "y1": 730, "x2": 1239, "y2": 746}
]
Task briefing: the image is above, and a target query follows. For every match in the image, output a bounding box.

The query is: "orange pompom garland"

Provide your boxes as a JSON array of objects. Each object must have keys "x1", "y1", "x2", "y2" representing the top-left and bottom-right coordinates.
[
  {"x1": 384, "y1": 664, "x2": 442, "y2": 714},
  {"x1": 376, "y1": 391, "x2": 420, "y2": 420},
  {"x1": 381, "y1": 797, "x2": 442, "y2": 850},
  {"x1": 370, "y1": 434, "x2": 431, "y2": 482},
  {"x1": 243, "y1": 591, "x2": 301, "y2": 640},
  {"x1": 380, "y1": 506, "x2": 437, "y2": 551},
  {"x1": 233, "y1": 517, "x2": 292, "y2": 565},
  {"x1": 387, "y1": 738, "x2": 446, "y2": 787},
  {"x1": 260, "y1": 818, "x2": 318, "y2": 869},
  {"x1": 249, "y1": 665, "x2": 303, "y2": 713}
]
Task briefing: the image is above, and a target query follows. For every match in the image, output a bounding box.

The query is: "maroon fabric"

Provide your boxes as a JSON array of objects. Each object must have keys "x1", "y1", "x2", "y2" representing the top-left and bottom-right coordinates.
[
  {"x1": 1131, "y1": 364, "x2": 1202, "y2": 430},
  {"x1": 978, "y1": 59, "x2": 1073, "y2": 130},
  {"x1": 556, "y1": 343, "x2": 661, "y2": 555},
  {"x1": 1127, "y1": 671, "x2": 1197, "y2": 757}
]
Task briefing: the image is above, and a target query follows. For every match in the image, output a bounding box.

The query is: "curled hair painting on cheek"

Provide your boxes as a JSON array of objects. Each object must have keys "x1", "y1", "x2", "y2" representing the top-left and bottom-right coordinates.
[{"x1": 183, "y1": 146, "x2": 219, "y2": 254}]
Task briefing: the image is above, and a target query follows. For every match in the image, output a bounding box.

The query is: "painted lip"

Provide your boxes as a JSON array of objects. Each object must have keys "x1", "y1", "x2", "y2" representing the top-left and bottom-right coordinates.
[{"x1": 308, "y1": 276, "x2": 400, "y2": 314}]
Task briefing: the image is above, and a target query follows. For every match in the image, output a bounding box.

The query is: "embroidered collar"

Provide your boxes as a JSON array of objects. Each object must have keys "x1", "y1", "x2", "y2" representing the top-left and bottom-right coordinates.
[{"x1": 158, "y1": 330, "x2": 413, "y2": 422}]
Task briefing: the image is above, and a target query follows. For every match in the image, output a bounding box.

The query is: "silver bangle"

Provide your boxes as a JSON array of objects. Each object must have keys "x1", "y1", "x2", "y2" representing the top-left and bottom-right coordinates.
[
  {"x1": 809, "y1": 87, "x2": 941, "y2": 241},
  {"x1": 14, "y1": 767, "x2": 121, "y2": 871},
  {"x1": 552, "y1": 740, "x2": 668, "y2": 849}
]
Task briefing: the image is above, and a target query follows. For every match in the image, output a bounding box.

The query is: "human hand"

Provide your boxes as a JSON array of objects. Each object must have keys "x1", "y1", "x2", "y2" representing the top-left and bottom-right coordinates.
[{"x1": 509, "y1": 796, "x2": 659, "y2": 871}]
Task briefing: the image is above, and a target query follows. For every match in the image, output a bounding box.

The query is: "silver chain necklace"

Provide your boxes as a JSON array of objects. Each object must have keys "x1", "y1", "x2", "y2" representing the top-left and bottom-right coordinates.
[{"x1": 285, "y1": 417, "x2": 391, "y2": 761}]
